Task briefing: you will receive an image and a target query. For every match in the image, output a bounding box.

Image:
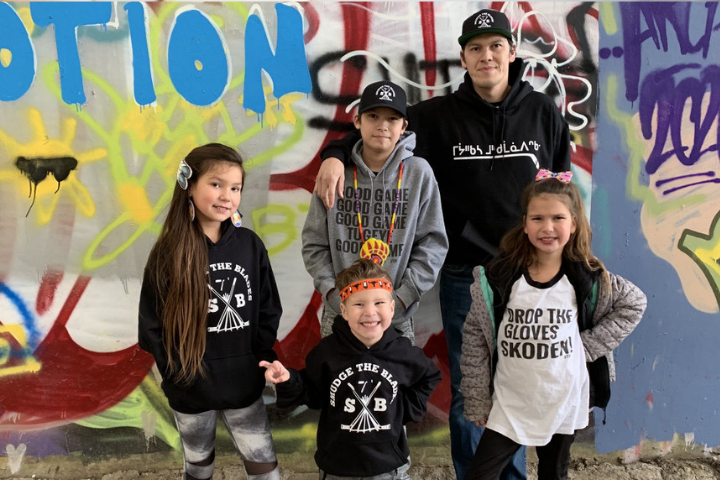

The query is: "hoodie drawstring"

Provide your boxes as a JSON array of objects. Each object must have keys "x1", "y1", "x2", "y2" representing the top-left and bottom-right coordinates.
[{"x1": 491, "y1": 105, "x2": 508, "y2": 172}]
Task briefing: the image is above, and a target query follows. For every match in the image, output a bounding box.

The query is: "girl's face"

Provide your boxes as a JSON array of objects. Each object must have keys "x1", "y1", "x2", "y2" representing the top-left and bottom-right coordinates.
[
  {"x1": 523, "y1": 193, "x2": 576, "y2": 261},
  {"x1": 189, "y1": 162, "x2": 243, "y2": 237}
]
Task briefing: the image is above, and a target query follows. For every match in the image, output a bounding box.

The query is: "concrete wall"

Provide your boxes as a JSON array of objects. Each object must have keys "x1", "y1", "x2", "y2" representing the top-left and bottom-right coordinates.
[
  {"x1": 593, "y1": 2, "x2": 720, "y2": 460},
  {"x1": 0, "y1": 1, "x2": 715, "y2": 475}
]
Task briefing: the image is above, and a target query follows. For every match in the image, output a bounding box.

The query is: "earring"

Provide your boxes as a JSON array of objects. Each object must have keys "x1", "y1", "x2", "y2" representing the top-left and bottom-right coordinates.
[
  {"x1": 231, "y1": 211, "x2": 243, "y2": 228},
  {"x1": 188, "y1": 198, "x2": 195, "y2": 222}
]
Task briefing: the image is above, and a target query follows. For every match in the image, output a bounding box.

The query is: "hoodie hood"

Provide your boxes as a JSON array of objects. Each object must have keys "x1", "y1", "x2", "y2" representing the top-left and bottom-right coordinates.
[
  {"x1": 330, "y1": 314, "x2": 402, "y2": 354},
  {"x1": 206, "y1": 219, "x2": 235, "y2": 247}
]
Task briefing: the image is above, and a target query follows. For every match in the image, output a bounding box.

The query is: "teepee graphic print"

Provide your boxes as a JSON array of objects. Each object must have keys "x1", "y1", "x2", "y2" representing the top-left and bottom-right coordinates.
[
  {"x1": 341, "y1": 381, "x2": 391, "y2": 433},
  {"x1": 207, "y1": 277, "x2": 250, "y2": 332}
]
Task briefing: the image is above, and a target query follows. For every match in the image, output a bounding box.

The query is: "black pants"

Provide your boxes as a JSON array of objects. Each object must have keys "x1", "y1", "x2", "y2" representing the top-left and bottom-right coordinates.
[{"x1": 466, "y1": 428, "x2": 575, "y2": 480}]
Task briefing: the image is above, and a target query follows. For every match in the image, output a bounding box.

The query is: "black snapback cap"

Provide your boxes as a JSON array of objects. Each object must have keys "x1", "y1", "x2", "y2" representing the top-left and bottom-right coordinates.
[
  {"x1": 358, "y1": 80, "x2": 407, "y2": 117},
  {"x1": 458, "y1": 9, "x2": 513, "y2": 47}
]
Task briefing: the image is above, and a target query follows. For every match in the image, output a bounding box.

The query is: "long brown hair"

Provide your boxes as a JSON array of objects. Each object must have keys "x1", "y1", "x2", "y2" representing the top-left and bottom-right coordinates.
[
  {"x1": 146, "y1": 143, "x2": 245, "y2": 385},
  {"x1": 486, "y1": 177, "x2": 605, "y2": 293}
]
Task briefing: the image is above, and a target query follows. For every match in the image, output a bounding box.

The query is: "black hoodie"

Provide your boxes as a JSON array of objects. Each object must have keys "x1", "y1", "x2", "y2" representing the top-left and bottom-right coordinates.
[
  {"x1": 322, "y1": 58, "x2": 571, "y2": 267},
  {"x1": 139, "y1": 222, "x2": 282, "y2": 414},
  {"x1": 276, "y1": 316, "x2": 441, "y2": 477}
]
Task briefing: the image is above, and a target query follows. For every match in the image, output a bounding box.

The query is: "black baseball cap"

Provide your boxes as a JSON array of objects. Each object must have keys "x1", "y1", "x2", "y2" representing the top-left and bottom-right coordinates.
[
  {"x1": 458, "y1": 9, "x2": 513, "y2": 47},
  {"x1": 358, "y1": 80, "x2": 407, "y2": 118}
]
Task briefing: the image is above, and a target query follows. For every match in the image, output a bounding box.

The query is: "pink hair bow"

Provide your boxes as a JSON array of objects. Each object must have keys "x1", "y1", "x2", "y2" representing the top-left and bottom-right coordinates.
[{"x1": 535, "y1": 169, "x2": 573, "y2": 183}]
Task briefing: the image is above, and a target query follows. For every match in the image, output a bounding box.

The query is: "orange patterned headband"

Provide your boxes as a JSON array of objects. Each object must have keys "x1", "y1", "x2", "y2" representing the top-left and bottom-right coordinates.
[{"x1": 339, "y1": 278, "x2": 393, "y2": 301}]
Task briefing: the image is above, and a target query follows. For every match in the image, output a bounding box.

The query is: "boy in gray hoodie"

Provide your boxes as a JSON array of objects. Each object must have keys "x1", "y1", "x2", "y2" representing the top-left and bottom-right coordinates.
[{"x1": 302, "y1": 80, "x2": 448, "y2": 344}]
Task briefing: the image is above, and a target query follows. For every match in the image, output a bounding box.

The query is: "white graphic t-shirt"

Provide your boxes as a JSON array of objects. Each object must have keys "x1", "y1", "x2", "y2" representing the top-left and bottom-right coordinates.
[{"x1": 487, "y1": 271, "x2": 589, "y2": 445}]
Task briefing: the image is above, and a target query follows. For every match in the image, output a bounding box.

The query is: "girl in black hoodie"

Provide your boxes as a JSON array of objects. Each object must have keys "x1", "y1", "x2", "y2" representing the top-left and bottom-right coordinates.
[{"x1": 139, "y1": 143, "x2": 282, "y2": 480}]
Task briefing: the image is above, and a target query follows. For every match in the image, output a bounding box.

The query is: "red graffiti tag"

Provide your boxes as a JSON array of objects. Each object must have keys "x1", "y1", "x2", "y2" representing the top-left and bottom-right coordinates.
[{"x1": 0, "y1": 274, "x2": 154, "y2": 429}]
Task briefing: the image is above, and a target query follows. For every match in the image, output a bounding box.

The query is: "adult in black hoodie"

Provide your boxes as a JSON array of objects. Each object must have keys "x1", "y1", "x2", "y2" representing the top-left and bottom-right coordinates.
[{"x1": 315, "y1": 10, "x2": 571, "y2": 480}]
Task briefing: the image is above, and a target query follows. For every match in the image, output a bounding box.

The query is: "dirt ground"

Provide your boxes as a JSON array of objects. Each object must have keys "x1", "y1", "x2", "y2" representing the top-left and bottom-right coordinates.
[
  {"x1": 4, "y1": 438, "x2": 720, "y2": 479},
  {"x1": 4, "y1": 456, "x2": 720, "y2": 480}
]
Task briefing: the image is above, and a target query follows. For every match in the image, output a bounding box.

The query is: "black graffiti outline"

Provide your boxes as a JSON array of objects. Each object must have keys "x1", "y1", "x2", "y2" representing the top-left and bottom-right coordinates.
[{"x1": 15, "y1": 156, "x2": 78, "y2": 218}]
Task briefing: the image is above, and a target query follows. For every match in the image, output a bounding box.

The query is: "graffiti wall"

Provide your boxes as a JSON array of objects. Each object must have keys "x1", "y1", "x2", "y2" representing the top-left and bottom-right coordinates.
[
  {"x1": 594, "y1": 2, "x2": 720, "y2": 456},
  {"x1": 4, "y1": 0, "x2": 712, "y2": 472}
]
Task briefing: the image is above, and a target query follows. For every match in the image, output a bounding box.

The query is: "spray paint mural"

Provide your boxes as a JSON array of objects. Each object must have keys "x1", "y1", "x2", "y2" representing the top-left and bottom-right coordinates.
[
  {"x1": 594, "y1": 2, "x2": 720, "y2": 458},
  {"x1": 1, "y1": 0, "x2": 710, "y2": 472}
]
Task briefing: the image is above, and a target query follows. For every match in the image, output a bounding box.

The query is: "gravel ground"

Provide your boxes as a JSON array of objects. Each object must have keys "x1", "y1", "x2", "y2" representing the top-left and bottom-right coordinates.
[
  {"x1": 4, "y1": 440, "x2": 720, "y2": 479},
  {"x1": 4, "y1": 457, "x2": 720, "y2": 480}
]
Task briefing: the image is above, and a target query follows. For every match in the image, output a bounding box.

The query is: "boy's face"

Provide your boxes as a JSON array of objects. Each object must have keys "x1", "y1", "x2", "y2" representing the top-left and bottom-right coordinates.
[
  {"x1": 353, "y1": 107, "x2": 407, "y2": 159},
  {"x1": 340, "y1": 288, "x2": 395, "y2": 348}
]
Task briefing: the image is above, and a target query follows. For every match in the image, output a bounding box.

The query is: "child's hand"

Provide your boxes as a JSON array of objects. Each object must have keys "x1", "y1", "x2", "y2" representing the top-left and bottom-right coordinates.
[
  {"x1": 259, "y1": 360, "x2": 290, "y2": 384},
  {"x1": 474, "y1": 402, "x2": 492, "y2": 426}
]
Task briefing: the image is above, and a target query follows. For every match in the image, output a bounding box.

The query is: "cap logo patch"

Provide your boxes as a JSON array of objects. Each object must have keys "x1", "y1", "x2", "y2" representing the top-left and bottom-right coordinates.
[
  {"x1": 475, "y1": 12, "x2": 494, "y2": 28},
  {"x1": 375, "y1": 84, "x2": 395, "y2": 101}
]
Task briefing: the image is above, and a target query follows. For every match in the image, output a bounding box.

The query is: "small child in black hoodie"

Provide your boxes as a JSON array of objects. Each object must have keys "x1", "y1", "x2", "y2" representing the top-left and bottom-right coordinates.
[{"x1": 261, "y1": 259, "x2": 441, "y2": 479}]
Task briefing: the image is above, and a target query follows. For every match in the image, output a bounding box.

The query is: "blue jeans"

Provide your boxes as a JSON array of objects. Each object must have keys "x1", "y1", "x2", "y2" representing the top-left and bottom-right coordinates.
[{"x1": 439, "y1": 264, "x2": 526, "y2": 480}]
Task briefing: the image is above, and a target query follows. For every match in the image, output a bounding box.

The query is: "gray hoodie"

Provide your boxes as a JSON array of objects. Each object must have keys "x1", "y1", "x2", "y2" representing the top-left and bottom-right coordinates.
[{"x1": 302, "y1": 131, "x2": 448, "y2": 324}]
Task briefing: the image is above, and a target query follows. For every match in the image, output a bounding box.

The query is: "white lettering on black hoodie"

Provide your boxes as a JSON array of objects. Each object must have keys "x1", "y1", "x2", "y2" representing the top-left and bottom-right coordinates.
[
  {"x1": 322, "y1": 58, "x2": 571, "y2": 267},
  {"x1": 275, "y1": 316, "x2": 441, "y2": 477},
  {"x1": 138, "y1": 222, "x2": 282, "y2": 414}
]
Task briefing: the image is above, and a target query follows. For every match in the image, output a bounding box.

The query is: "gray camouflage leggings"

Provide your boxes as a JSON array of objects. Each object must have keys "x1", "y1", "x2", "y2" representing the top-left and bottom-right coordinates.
[{"x1": 173, "y1": 397, "x2": 279, "y2": 480}]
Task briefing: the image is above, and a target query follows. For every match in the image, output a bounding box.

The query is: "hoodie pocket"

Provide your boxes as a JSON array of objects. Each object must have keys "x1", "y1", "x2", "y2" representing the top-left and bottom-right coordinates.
[{"x1": 315, "y1": 439, "x2": 408, "y2": 477}]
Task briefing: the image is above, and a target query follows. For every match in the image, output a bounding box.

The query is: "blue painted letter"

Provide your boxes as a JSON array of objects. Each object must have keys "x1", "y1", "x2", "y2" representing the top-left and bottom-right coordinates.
[
  {"x1": 0, "y1": 2, "x2": 36, "y2": 101},
  {"x1": 31, "y1": 2, "x2": 112, "y2": 105},
  {"x1": 244, "y1": 4, "x2": 312, "y2": 114},
  {"x1": 167, "y1": 7, "x2": 229, "y2": 106},
  {"x1": 125, "y1": 2, "x2": 156, "y2": 106}
]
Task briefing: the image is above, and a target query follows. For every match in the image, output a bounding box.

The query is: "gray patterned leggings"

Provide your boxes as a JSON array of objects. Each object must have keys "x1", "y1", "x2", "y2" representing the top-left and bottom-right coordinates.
[{"x1": 173, "y1": 397, "x2": 279, "y2": 480}]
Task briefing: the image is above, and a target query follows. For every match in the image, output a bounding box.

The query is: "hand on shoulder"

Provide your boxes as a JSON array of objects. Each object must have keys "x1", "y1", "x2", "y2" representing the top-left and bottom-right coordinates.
[{"x1": 314, "y1": 158, "x2": 345, "y2": 210}]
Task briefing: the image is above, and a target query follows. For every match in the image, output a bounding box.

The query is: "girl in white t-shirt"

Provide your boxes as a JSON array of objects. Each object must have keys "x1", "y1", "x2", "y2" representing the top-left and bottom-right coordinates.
[{"x1": 460, "y1": 170, "x2": 647, "y2": 480}]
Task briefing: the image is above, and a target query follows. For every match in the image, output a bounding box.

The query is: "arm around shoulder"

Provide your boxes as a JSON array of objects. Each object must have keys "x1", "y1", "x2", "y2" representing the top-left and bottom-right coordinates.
[
  {"x1": 316, "y1": 131, "x2": 362, "y2": 209},
  {"x1": 320, "y1": 130, "x2": 361, "y2": 164}
]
